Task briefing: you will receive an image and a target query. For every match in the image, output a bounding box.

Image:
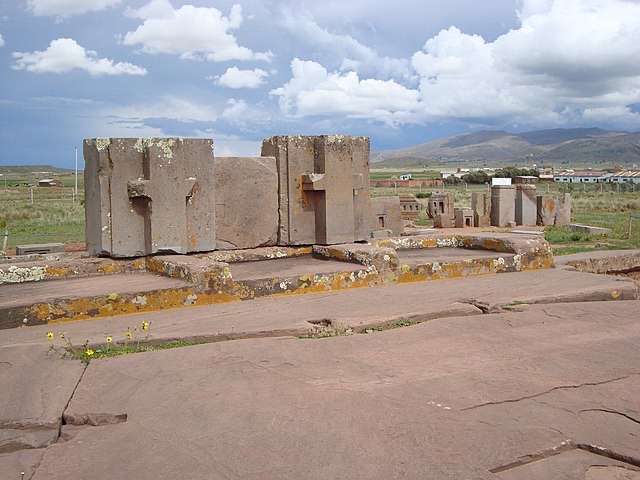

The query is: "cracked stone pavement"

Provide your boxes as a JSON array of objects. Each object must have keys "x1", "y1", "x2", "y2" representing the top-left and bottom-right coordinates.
[{"x1": 1, "y1": 263, "x2": 639, "y2": 479}]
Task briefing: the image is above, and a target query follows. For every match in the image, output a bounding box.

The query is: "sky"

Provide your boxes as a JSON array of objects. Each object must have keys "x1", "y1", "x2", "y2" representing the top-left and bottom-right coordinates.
[{"x1": 0, "y1": 0, "x2": 639, "y2": 168}]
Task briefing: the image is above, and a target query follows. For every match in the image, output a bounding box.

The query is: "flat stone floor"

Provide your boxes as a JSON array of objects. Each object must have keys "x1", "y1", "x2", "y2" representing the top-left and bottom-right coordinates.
[
  {"x1": 229, "y1": 255, "x2": 362, "y2": 281},
  {"x1": 15, "y1": 300, "x2": 640, "y2": 480},
  {"x1": 0, "y1": 273, "x2": 188, "y2": 308},
  {"x1": 0, "y1": 250, "x2": 638, "y2": 479},
  {"x1": 397, "y1": 247, "x2": 512, "y2": 265}
]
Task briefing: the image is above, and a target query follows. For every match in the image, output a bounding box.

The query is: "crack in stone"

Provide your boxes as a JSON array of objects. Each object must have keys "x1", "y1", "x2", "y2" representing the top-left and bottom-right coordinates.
[
  {"x1": 461, "y1": 374, "x2": 638, "y2": 412},
  {"x1": 578, "y1": 408, "x2": 640, "y2": 425},
  {"x1": 490, "y1": 440, "x2": 640, "y2": 473}
]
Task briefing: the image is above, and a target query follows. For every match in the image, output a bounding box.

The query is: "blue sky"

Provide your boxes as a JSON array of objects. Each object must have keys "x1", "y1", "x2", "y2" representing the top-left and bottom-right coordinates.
[{"x1": 0, "y1": 0, "x2": 639, "y2": 168}]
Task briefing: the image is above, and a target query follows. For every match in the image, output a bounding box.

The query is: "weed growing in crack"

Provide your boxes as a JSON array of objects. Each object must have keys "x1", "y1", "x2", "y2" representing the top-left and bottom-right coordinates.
[
  {"x1": 361, "y1": 318, "x2": 419, "y2": 334},
  {"x1": 298, "y1": 324, "x2": 354, "y2": 339},
  {"x1": 47, "y1": 321, "x2": 153, "y2": 363},
  {"x1": 299, "y1": 318, "x2": 420, "y2": 339}
]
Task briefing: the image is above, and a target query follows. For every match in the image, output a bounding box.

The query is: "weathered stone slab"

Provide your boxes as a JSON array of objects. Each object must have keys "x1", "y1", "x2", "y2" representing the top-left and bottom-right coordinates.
[
  {"x1": 15, "y1": 243, "x2": 64, "y2": 255},
  {"x1": 490, "y1": 185, "x2": 516, "y2": 227},
  {"x1": 214, "y1": 157, "x2": 278, "y2": 250},
  {"x1": 555, "y1": 193, "x2": 572, "y2": 226},
  {"x1": 84, "y1": 138, "x2": 215, "y2": 257},
  {"x1": 536, "y1": 195, "x2": 556, "y2": 226},
  {"x1": 370, "y1": 197, "x2": 402, "y2": 237},
  {"x1": 567, "y1": 224, "x2": 612, "y2": 236},
  {"x1": 471, "y1": 192, "x2": 491, "y2": 227},
  {"x1": 261, "y1": 135, "x2": 370, "y2": 245},
  {"x1": 515, "y1": 185, "x2": 537, "y2": 226},
  {"x1": 427, "y1": 192, "x2": 455, "y2": 228}
]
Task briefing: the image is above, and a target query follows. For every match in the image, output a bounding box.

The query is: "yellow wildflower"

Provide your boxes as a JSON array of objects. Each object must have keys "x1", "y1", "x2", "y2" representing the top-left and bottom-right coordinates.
[
  {"x1": 142, "y1": 321, "x2": 149, "y2": 331},
  {"x1": 106, "y1": 337, "x2": 113, "y2": 343},
  {"x1": 59, "y1": 332, "x2": 65, "y2": 339},
  {"x1": 125, "y1": 331, "x2": 132, "y2": 339},
  {"x1": 46, "y1": 331, "x2": 54, "y2": 340},
  {"x1": 86, "y1": 349, "x2": 94, "y2": 356}
]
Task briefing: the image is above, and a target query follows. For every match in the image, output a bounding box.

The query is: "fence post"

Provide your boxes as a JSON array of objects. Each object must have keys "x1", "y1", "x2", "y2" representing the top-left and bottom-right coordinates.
[
  {"x1": 629, "y1": 216, "x2": 634, "y2": 241},
  {"x1": 2, "y1": 229, "x2": 7, "y2": 255}
]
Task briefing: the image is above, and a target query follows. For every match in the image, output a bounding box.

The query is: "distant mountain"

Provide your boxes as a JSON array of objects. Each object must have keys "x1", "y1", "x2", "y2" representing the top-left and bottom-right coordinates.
[
  {"x1": 373, "y1": 128, "x2": 640, "y2": 167},
  {"x1": 0, "y1": 165, "x2": 75, "y2": 175}
]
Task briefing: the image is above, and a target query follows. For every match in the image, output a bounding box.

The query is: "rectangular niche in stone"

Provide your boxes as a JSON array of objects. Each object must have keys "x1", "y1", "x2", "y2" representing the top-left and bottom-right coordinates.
[{"x1": 84, "y1": 138, "x2": 216, "y2": 258}]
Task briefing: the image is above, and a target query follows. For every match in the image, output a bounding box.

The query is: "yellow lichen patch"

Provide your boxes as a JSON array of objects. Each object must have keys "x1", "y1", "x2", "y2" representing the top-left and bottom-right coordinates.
[
  {"x1": 611, "y1": 290, "x2": 621, "y2": 299},
  {"x1": 133, "y1": 258, "x2": 146, "y2": 270},
  {"x1": 98, "y1": 264, "x2": 121, "y2": 274},
  {"x1": 478, "y1": 238, "x2": 509, "y2": 252},
  {"x1": 397, "y1": 271, "x2": 430, "y2": 284},
  {"x1": 45, "y1": 267, "x2": 70, "y2": 278}
]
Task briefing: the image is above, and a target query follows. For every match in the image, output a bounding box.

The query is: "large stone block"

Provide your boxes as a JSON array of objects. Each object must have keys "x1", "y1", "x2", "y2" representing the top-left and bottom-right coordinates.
[
  {"x1": 427, "y1": 192, "x2": 455, "y2": 228},
  {"x1": 555, "y1": 193, "x2": 572, "y2": 226},
  {"x1": 490, "y1": 185, "x2": 516, "y2": 227},
  {"x1": 214, "y1": 157, "x2": 278, "y2": 250},
  {"x1": 471, "y1": 192, "x2": 491, "y2": 227},
  {"x1": 84, "y1": 138, "x2": 215, "y2": 257},
  {"x1": 536, "y1": 195, "x2": 556, "y2": 226},
  {"x1": 261, "y1": 135, "x2": 371, "y2": 245},
  {"x1": 370, "y1": 197, "x2": 403, "y2": 237},
  {"x1": 515, "y1": 185, "x2": 537, "y2": 226},
  {"x1": 454, "y1": 208, "x2": 474, "y2": 228}
]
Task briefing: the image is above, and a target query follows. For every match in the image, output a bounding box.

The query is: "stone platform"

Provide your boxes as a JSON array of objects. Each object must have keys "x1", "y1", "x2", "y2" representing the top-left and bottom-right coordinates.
[{"x1": 0, "y1": 232, "x2": 554, "y2": 328}]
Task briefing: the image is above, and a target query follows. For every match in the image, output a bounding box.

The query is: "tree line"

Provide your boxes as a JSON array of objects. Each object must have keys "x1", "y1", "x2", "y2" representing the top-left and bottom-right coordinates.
[{"x1": 444, "y1": 167, "x2": 539, "y2": 185}]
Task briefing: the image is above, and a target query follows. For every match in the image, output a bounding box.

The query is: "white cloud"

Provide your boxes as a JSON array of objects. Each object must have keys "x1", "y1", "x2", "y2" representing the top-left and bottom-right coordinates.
[
  {"x1": 194, "y1": 129, "x2": 262, "y2": 156},
  {"x1": 217, "y1": 67, "x2": 268, "y2": 88},
  {"x1": 271, "y1": 59, "x2": 420, "y2": 126},
  {"x1": 272, "y1": 0, "x2": 640, "y2": 131},
  {"x1": 11, "y1": 38, "x2": 147, "y2": 76},
  {"x1": 123, "y1": 1, "x2": 272, "y2": 62},
  {"x1": 27, "y1": 0, "x2": 122, "y2": 17},
  {"x1": 277, "y1": 7, "x2": 413, "y2": 81},
  {"x1": 105, "y1": 97, "x2": 218, "y2": 123},
  {"x1": 0, "y1": 34, "x2": 4, "y2": 48},
  {"x1": 413, "y1": 0, "x2": 640, "y2": 127}
]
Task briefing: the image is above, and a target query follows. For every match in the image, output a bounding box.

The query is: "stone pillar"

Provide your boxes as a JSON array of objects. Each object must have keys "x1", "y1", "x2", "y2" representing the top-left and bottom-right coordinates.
[
  {"x1": 261, "y1": 135, "x2": 371, "y2": 245},
  {"x1": 490, "y1": 185, "x2": 516, "y2": 227},
  {"x1": 84, "y1": 138, "x2": 215, "y2": 257},
  {"x1": 515, "y1": 185, "x2": 537, "y2": 226},
  {"x1": 471, "y1": 191, "x2": 491, "y2": 227},
  {"x1": 536, "y1": 195, "x2": 556, "y2": 226},
  {"x1": 555, "y1": 193, "x2": 572, "y2": 225}
]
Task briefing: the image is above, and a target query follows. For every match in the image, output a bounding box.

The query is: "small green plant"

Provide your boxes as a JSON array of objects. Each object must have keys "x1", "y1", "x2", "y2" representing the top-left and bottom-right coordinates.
[
  {"x1": 298, "y1": 324, "x2": 354, "y2": 339},
  {"x1": 361, "y1": 318, "x2": 419, "y2": 334},
  {"x1": 47, "y1": 321, "x2": 152, "y2": 363}
]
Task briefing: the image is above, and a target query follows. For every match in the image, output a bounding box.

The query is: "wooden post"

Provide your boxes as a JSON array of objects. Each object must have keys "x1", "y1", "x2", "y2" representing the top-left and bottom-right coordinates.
[
  {"x1": 2, "y1": 229, "x2": 7, "y2": 255},
  {"x1": 629, "y1": 216, "x2": 633, "y2": 241}
]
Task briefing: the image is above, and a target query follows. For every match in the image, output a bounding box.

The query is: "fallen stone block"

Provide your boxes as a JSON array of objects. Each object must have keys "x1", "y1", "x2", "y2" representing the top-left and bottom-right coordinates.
[
  {"x1": 567, "y1": 224, "x2": 612, "y2": 236},
  {"x1": 555, "y1": 193, "x2": 572, "y2": 226},
  {"x1": 261, "y1": 135, "x2": 371, "y2": 246},
  {"x1": 84, "y1": 138, "x2": 216, "y2": 257},
  {"x1": 15, "y1": 243, "x2": 64, "y2": 255},
  {"x1": 490, "y1": 185, "x2": 516, "y2": 227},
  {"x1": 214, "y1": 156, "x2": 278, "y2": 250},
  {"x1": 370, "y1": 197, "x2": 402, "y2": 237},
  {"x1": 536, "y1": 195, "x2": 556, "y2": 226}
]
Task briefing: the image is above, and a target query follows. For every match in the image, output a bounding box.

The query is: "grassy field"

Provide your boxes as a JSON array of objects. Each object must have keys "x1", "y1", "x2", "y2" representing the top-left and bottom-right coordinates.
[
  {"x1": 0, "y1": 187, "x2": 84, "y2": 250},
  {"x1": 1, "y1": 168, "x2": 638, "y2": 254}
]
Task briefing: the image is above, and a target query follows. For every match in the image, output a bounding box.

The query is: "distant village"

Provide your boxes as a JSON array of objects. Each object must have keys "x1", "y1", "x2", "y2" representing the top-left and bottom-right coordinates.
[{"x1": 438, "y1": 167, "x2": 640, "y2": 184}]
